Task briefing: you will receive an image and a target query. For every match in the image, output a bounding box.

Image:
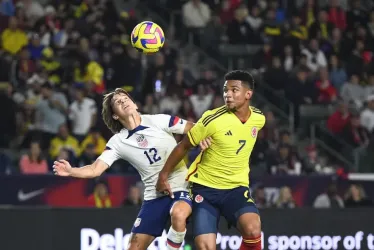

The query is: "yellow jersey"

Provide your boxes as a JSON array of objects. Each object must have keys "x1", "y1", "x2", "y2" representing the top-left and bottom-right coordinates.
[{"x1": 186, "y1": 105, "x2": 266, "y2": 189}]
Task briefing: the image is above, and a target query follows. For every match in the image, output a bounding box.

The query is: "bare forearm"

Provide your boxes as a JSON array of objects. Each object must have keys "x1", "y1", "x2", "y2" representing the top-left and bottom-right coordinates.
[
  {"x1": 70, "y1": 165, "x2": 98, "y2": 178},
  {"x1": 160, "y1": 143, "x2": 189, "y2": 178}
]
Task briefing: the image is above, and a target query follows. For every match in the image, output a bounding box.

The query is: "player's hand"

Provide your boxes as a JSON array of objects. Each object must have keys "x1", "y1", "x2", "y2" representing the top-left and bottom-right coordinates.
[
  {"x1": 199, "y1": 137, "x2": 212, "y2": 151},
  {"x1": 53, "y1": 159, "x2": 72, "y2": 177},
  {"x1": 156, "y1": 176, "x2": 174, "y2": 198}
]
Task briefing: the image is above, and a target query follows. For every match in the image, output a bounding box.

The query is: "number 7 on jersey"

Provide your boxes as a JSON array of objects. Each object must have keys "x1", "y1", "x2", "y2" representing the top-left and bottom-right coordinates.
[{"x1": 236, "y1": 140, "x2": 246, "y2": 154}]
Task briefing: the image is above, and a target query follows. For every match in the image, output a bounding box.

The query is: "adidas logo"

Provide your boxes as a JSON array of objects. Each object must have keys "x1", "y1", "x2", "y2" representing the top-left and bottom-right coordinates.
[{"x1": 225, "y1": 130, "x2": 233, "y2": 136}]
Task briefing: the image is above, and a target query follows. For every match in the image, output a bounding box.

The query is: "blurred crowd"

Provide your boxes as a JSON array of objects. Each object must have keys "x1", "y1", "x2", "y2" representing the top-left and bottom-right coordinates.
[
  {"x1": 0, "y1": 0, "x2": 374, "y2": 209},
  {"x1": 149, "y1": 0, "x2": 374, "y2": 172},
  {"x1": 0, "y1": 0, "x2": 235, "y2": 175},
  {"x1": 252, "y1": 182, "x2": 373, "y2": 209},
  {"x1": 2, "y1": 0, "x2": 374, "y2": 178}
]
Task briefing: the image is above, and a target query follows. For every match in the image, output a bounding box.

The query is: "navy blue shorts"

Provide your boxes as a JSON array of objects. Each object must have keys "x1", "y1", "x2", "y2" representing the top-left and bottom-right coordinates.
[
  {"x1": 191, "y1": 184, "x2": 259, "y2": 237},
  {"x1": 131, "y1": 191, "x2": 192, "y2": 237}
]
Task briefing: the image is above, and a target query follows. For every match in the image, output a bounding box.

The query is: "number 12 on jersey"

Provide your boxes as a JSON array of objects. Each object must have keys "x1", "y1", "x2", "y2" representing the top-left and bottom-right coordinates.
[
  {"x1": 236, "y1": 140, "x2": 246, "y2": 154},
  {"x1": 144, "y1": 148, "x2": 161, "y2": 165}
]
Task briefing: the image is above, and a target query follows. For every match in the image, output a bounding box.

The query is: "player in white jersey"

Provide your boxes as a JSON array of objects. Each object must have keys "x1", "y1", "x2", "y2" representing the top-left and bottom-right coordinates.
[{"x1": 53, "y1": 88, "x2": 211, "y2": 250}]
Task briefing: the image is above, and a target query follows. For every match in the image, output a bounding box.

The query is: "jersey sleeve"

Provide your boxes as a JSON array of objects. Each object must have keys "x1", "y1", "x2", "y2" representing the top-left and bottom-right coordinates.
[
  {"x1": 97, "y1": 139, "x2": 121, "y2": 167},
  {"x1": 156, "y1": 114, "x2": 188, "y2": 134},
  {"x1": 187, "y1": 111, "x2": 215, "y2": 147}
]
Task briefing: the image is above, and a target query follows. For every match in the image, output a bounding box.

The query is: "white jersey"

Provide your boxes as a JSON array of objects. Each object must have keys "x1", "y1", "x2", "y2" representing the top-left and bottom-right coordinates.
[{"x1": 98, "y1": 114, "x2": 189, "y2": 200}]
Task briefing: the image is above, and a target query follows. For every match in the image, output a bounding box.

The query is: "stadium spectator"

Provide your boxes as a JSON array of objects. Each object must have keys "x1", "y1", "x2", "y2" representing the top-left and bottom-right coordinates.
[
  {"x1": 252, "y1": 185, "x2": 269, "y2": 208},
  {"x1": 282, "y1": 45, "x2": 296, "y2": 73},
  {"x1": 142, "y1": 94, "x2": 160, "y2": 115},
  {"x1": 19, "y1": 140, "x2": 48, "y2": 174},
  {"x1": 68, "y1": 84, "x2": 98, "y2": 141},
  {"x1": 226, "y1": 7, "x2": 252, "y2": 45},
  {"x1": 340, "y1": 74, "x2": 365, "y2": 109},
  {"x1": 274, "y1": 186, "x2": 296, "y2": 208},
  {"x1": 344, "y1": 184, "x2": 373, "y2": 207},
  {"x1": 303, "y1": 144, "x2": 323, "y2": 173},
  {"x1": 78, "y1": 143, "x2": 97, "y2": 167},
  {"x1": 11, "y1": 47, "x2": 35, "y2": 88},
  {"x1": 178, "y1": 98, "x2": 196, "y2": 121},
  {"x1": 328, "y1": 54, "x2": 347, "y2": 92},
  {"x1": 309, "y1": 10, "x2": 334, "y2": 41},
  {"x1": 49, "y1": 124, "x2": 79, "y2": 160},
  {"x1": 0, "y1": 0, "x2": 15, "y2": 17},
  {"x1": 267, "y1": 144, "x2": 302, "y2": 175},
  {"x1": 87, "y1": 182, "x2": 114, "y2": 208},
  {"x1": 360, "y1": 95, "x2": 374, "y2": 134},
  {"x1": 366, "y1": 74, "x2": 374, "y2": 98},
  {"x1": 182, "y1": 0, "x2": 211, "y2": 45},
  {"x1": 22, "y1": 0, "x2": 44, "y2": 26},
  {"x1": 79, "y1": 126, "x2": 106, "y2": 155},
  {"x1": 159, "y1": 92, "x2": 181, "y2": 115},
  {"x1": 189, "y1": 84, "x2": 213, "y2": 118},
  {"x1": 263, "y1": 56, "x2": 288, "y2": 91},
  {"x1": 327, "y1": 100, "x2": 350, "y2": 134},
  {"x1": 28, "y1": 34, "x2": 45, "y2": 60},
  {"x1": 327, "y1": 0, "x2": 346, "y2": 30},
  {"x1": 341, "y1": 115, "x2": 370, "y2": 147},
  {"x1": 35, "y1": 82, "x2": 68, "y2": 148},
  {"x1": 122, "y1": 185, "x2": 142, "y2": 207},
  {"x1": 301, "y1": 39, "x2": 328, "y2": 72},
  {"x1": 245, "y1": 5, "x2": 263, "y2": 44},
  {"x1": 0, "y1": 83, "x2": 17, "y2": 148},
  {"x1": 368, "y1": 10, "x2": 374, "y2": 38},
  {"x1": 313, "y1": 182, "x2": 344, "y2": 208},
  {"x1": 315, "y1": 67, "x2": 337, "y2": 104},
  {"x1": 1, "y1": 16, "x2": 28, "y2": 55}
]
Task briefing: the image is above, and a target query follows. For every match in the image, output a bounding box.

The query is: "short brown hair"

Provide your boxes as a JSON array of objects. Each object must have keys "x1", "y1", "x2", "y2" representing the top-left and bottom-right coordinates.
[{"x1": 101, "y1": 88, "x2": 135, "y2": 133}]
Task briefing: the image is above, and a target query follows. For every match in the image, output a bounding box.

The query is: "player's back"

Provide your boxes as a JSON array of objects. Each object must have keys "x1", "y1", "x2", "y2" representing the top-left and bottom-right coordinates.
[
  {"x1": 103, "y1": 114, "x2": 188, "y2": 200},
  {"x1": 186, "y1": 106, "x2": 265, "y2": 189}
]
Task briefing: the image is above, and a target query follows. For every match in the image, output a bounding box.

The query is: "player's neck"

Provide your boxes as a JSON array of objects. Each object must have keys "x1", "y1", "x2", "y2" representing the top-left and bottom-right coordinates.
[
  {"x1": 234, "y1": 106, "x2": 251, "y2": 122},
  {"x1": 120, "y1": 113, "x2": 141, "y2": 130}
]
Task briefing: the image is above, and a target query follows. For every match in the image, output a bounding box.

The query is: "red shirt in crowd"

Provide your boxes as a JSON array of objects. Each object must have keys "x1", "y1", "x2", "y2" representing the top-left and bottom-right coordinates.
[
  {"x1": 328, "y1": 7, "x2": 346, "y2": 30},
  {"x1": 315, "y1": 80, "x2": 337, "y2": 103},
  {"x1": 327, "y1": 111, "x2": 350, "y2": 134}
]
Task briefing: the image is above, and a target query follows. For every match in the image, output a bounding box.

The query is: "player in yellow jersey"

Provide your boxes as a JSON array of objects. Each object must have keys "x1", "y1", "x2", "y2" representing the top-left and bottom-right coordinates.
[{"x1": 156, "y1": 70, "x2": 265, "y2": 250}]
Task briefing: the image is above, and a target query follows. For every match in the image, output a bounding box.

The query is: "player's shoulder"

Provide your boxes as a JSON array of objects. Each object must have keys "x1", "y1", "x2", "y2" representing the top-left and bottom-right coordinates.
[
  {"x1": 250, "y1": 106, "x2": 265, "y2": 117},
  {"x1": 200, "y1": 106, "x2": 228, "y2": 127},
  {"x1": 106, "y1": 131, "x2": 125, "y2": 149},
  {"x1": 250, "y1": 106, "x2": 266, "y2": 127}
]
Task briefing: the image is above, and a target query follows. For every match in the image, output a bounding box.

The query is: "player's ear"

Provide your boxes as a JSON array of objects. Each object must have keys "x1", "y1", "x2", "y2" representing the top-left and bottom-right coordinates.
[
  {"x1": 246, "y1": 89, "x2": 253, "y2": 100},
  {"x1": 112, "y1": 114, "x2": 119, "y2": 120}
]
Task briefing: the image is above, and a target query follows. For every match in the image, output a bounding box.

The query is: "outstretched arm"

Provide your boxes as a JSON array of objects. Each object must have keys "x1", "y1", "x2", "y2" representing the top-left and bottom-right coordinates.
[
  {"x1": 53, "y1": 159, "x2": 109, "y2": 178},
  {"x1": 54, "y1": 142, "x2": 120, "y2": 178}
]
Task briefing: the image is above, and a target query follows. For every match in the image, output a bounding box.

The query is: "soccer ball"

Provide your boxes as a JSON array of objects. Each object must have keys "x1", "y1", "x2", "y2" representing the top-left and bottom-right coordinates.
[{"x1": 131, "y1": 21, "x2": 165, "y2": 54}]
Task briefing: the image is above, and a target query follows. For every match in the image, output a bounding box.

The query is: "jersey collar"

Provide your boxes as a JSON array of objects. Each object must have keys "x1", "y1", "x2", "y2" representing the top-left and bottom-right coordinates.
[{"x1": 126, "y1": 125, "x2": 149, "y2": 139}]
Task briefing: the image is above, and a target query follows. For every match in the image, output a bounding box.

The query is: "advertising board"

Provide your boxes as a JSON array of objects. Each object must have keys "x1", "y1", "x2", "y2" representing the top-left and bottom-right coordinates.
[{"x1": 1, "y1": 208, "x2": 373, "y2": 250}]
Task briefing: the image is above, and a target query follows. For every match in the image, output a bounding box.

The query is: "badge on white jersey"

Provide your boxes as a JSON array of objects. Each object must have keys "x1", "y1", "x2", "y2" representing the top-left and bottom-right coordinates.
[{"x1": 136, "y1": 134, "x2": 148, "y2": 147}]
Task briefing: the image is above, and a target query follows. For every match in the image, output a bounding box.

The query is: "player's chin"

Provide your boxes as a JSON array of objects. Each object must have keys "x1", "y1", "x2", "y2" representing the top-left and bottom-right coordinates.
[{"x1": 225, "y1": 102, "x2": 236, "y2": 110}]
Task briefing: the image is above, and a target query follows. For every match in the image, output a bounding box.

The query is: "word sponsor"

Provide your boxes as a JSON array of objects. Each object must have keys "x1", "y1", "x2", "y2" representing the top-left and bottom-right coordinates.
[{"x1": 81, "y1": 228, "x2": 374, "y2": 250}]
